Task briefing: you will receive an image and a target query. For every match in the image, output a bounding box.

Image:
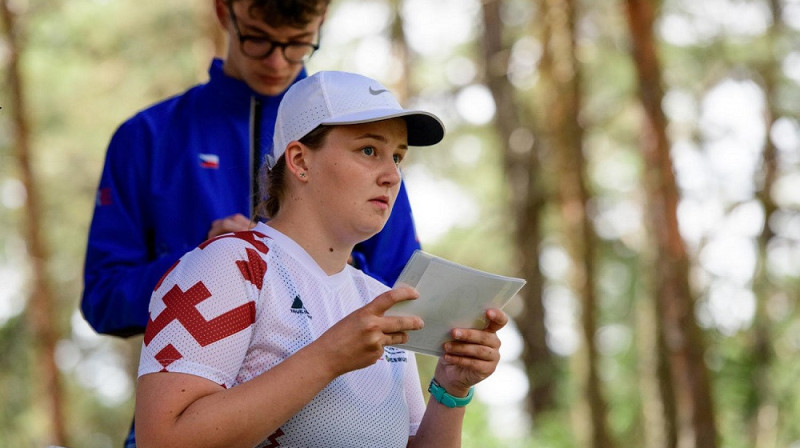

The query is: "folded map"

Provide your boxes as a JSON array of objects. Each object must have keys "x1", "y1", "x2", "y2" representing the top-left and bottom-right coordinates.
[{"x1": 386, "y1": 250, "x2": 526, "y2": 357}]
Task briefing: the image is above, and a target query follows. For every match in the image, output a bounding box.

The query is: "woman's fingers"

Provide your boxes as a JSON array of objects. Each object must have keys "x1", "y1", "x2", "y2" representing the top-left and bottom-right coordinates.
[
  {"x1": 444, "y1": 334, "x2": 500, "y2": 361},
  {"x1": 364, "y1": 286, "x2": 424, "y2": 335},
  {"x1": 440, "y1": 310, "x2": 508, "y2": 369},
  {"x1": 367, "y1": 286, "x2": 419, "y2": 314},
  {"x1": 483, "y1": 308, "x2": 509, "y2": 334},
  {"x1": 440, "y1": 308, "x2": 508, "y2": 358},
  {"x1": 323, "y1": 286, "x2": 423, "y2": 371},
  {"x1": 384, "y1": 331, "x2": 410, "y2": 346}
]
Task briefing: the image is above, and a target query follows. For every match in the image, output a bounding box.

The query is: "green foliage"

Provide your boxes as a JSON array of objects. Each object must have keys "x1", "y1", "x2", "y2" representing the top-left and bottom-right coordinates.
[
  {"x1": 462, "y1": 402, "x2": 523, "y2": 448},
  {"x1": 0, "y1": 316, "x2": 37, "y2": 447}
]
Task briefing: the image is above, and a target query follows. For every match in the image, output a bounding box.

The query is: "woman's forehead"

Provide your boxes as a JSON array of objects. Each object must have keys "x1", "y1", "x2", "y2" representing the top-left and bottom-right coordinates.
[{"x1": 328, "y1": 119, "x2": 408, "y2": 140}]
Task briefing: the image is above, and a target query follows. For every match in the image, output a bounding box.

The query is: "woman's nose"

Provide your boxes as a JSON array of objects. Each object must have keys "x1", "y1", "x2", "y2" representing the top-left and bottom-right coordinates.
[{"x1": 378, "y1": 159, "x2": 402, "y2": 187}]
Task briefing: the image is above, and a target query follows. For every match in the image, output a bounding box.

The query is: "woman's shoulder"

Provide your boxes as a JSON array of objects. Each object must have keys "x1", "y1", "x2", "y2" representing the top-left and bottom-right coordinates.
[
  {"x1": 196, "y1": 229, "x2": 272, "y2": 256},
  {"x1": 169, "y1": 229, "x2": 274, "y2": 282}
]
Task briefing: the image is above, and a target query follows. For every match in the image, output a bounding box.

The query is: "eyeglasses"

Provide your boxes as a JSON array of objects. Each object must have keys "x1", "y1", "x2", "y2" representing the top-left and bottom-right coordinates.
[{"x1": 228, "y1": 7, "x2": 320, "y2": 63}]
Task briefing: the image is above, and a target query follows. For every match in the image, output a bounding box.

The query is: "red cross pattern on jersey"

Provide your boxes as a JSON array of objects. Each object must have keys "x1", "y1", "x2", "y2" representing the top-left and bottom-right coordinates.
[
  {"x1": 143, "y1": 230, "x2": 269, "y2": 371},
  {"x1": 154, "y1": 343, "x2": 182, "y2": 371},
  {"x1": 143, "y1": 281, "x2": 256, "y2": 347},
  {"x1": 198, "y1": 230, "x2": 269, "y2": 254},
  {"x1": 263, "y1": 428, "x2": 285, "y2": 448},
  {"x1": 237, "y1": 247, "x2": 267, "y2": 288},
  {"x1": 152, "y1": 230, "x2": 269, "y2": 293}
]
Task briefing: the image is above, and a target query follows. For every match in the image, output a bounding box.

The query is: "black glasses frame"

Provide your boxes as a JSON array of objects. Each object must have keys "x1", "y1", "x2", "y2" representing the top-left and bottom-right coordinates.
[{"x1": 228, "y1": 7, "x2": 321, "y2": 63}]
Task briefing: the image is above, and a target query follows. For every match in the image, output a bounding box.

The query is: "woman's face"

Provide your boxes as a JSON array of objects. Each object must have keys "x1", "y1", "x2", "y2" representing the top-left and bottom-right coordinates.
[{"x1": 305, "y1": 118, "x2": 409, "y2": 243}]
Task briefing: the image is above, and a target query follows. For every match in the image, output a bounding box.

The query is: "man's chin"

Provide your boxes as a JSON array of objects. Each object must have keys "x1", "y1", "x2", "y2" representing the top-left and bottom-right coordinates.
[
  {"x1": 249, "y1": 74, "x2": 294, "y2": 96},
  {"x1": 253, "y1": 83, "x2": 291, "y2": 96}
]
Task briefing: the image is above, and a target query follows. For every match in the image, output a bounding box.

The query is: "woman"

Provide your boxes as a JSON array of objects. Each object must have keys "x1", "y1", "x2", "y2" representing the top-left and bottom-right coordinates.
[{"x1": 135, "y1": 71, "x2": 508, "y2": 448}]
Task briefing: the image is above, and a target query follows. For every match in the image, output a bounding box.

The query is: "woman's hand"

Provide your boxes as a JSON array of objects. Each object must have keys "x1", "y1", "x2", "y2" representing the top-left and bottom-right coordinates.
[
  {"x1": 312, "y1": 286, "x2": 424, "y2": 376},
  {"x1": 432, "y1": 308, "x2": 508, "y2": 397}
]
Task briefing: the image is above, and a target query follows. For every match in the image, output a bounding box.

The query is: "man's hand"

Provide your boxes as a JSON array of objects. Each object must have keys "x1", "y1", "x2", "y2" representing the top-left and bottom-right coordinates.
[{"x1": 207, "y1": 213, "x2": 255, "y2": 239}]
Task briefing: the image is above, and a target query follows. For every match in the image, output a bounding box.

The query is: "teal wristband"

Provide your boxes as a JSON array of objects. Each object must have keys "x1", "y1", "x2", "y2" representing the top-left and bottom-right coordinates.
[{"x1": 427, "y1": 378, "x2": 474, "y2": 408}]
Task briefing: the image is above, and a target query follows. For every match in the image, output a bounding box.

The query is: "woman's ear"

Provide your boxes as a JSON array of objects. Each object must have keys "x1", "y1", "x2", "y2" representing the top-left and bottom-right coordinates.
[{"x1": 284, "y1": 141, "x2": 311, "y2": 182}]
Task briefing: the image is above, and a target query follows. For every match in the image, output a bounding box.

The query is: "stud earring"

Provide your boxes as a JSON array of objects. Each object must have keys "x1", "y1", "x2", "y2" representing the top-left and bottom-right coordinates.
[{"x1": 299, "y1": 172, "x2": 306, "y2": 178}]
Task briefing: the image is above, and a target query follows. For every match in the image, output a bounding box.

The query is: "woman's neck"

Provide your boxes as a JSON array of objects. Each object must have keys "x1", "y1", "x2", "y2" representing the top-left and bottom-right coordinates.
[{"x1": 266, "y1": 215, "x2": 355, "y2": 276}]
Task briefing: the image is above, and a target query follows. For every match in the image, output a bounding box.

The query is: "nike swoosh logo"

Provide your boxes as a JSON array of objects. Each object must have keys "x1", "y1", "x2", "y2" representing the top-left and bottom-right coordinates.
[{"x1": 369, "y1": 86, "x2": 389, "y2": 95}]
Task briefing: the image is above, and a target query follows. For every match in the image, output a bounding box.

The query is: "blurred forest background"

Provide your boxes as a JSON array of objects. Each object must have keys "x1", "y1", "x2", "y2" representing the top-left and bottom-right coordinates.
[{"x1": 2, "y1": 0, "x2": 800, "y2": 447}]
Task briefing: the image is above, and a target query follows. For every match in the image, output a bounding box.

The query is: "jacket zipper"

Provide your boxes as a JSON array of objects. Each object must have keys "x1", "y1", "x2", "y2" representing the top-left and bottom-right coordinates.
[{"x1": 249, "y1": 96, "x2": 262, "y2": 219}]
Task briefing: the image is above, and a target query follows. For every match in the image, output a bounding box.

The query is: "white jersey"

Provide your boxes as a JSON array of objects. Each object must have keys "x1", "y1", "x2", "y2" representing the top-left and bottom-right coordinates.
[{"x1": 138, "y1": 223, "x2": 425, "y2": 447}]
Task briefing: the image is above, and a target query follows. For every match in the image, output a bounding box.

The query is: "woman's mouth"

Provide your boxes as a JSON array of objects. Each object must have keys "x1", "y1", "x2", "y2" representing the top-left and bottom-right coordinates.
[{"x1": 369, "y1": 195, "x2": 391, "y2": 210}]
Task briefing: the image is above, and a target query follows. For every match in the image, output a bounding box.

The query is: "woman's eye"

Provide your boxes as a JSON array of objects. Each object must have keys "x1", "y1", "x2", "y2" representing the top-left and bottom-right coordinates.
[
  {"x1": 361, "y1": 146, "x2": 376, "y2": 156},
  {"x1": 393, "y1": 154, "x2": 403, "y2": 164}
]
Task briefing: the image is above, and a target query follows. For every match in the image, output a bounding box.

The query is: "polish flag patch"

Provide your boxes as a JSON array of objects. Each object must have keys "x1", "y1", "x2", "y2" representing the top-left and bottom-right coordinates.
[{"x1": 199, "y1": 154, "x2": 219, "y2": 169}]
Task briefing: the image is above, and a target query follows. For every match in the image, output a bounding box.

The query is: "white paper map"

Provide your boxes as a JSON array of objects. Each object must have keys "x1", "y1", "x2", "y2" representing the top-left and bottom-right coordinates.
[{"x1": 385, "y1": 250, "x2": 526, "y2": 357}]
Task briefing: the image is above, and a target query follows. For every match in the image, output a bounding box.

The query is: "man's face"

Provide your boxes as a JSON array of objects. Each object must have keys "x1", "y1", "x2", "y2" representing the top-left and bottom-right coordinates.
[{"x1": 222, "y1": 1, "x2": 324, "y2": 96}]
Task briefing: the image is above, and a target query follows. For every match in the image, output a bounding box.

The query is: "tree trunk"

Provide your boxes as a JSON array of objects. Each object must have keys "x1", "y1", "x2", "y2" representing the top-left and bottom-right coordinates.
[
  {"x1": 388, "y1": 0, "x2": 410, "y2": 103},
  {"x1": 636, "y1": 280, "x2": 672, "y2": 448},
  {"x1": 536, "y1": 0, "x2": 614, "y2": 446},
  {"x1": 0, "y1": 1, "x2": 67, "y2": 446},
  {"x1": 479, "y1": 0, "x2": 556, "y2": 417},
  {"x1": 623, "y1": 1, "x2": 718, "y2": 447},
  {"x1": 750, "y1": 1, "x2": 782, "y2": 446}
]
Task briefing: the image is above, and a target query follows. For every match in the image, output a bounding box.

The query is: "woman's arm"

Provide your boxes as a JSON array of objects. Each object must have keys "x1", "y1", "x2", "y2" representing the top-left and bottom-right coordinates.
[
  {"x1": 135, "y1": 287, "x2": 424, "y2": 448},
  {"x1": 135, "y1": 341, "x2": 336, "y2": 448},
  {"x1": 409, "y1": 308, "x2": 508, "y2": 448}
]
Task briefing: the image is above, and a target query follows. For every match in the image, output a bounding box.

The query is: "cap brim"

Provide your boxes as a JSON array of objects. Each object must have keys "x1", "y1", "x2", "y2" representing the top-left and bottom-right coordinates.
[{"x1": 321, "y1": 109, "x2": 445, "y2": 147}]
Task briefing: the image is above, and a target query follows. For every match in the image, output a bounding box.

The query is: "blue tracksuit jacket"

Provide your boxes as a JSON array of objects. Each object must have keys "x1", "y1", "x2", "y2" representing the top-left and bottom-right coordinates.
[{"x1": 82, "y1": 59, "x2": 421, "y2": 337}]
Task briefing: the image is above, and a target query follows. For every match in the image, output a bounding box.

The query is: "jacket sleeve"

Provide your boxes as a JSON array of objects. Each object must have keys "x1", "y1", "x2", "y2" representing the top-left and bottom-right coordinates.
[
  {"x1": 352, "y1": 179, "x2": 421, "y2": 286},
  {"x1": 81, "y1": 118, "x2": 182, "y2": 337}
]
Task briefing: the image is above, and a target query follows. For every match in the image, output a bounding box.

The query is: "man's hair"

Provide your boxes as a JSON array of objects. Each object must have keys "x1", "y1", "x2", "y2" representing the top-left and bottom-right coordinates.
[{"x1": 227, "y1": 0, "x2": 330, "y2": 28}]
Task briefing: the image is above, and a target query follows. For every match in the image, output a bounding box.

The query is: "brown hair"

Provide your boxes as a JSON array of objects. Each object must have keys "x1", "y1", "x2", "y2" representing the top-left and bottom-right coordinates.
[
  {"x1": 256, "y1": 125, "x2": 333, "y2": 219},
  {"x1": 226, "y1": 0, "x2": 330, "y2": 28}
]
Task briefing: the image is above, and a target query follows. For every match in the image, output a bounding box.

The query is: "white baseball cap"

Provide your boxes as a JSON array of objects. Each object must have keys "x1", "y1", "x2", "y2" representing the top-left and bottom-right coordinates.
[{"x1": 268, "y1": 71, "x2": 445, "y2": 168}]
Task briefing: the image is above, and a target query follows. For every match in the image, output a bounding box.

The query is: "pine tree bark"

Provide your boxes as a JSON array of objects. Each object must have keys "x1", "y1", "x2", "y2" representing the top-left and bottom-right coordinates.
[
  {"x1": 479, "y1": 0, "x2": 556, "y2": 417},
  {"x1": 388, "y1": 0, "x2": 410, "y2": 102},
  {"x1": 0, "y1": 1, "x2": 67, "y2": 446},
  {"x1": 750, "y1": 1, "x2": 782, "y2": 446},
  {"x1": 623, "y1": 1, "x2": 718, "y2": 447},
  {"x1": 536, "y1": 0, "x2": 614, "y2": 446}
]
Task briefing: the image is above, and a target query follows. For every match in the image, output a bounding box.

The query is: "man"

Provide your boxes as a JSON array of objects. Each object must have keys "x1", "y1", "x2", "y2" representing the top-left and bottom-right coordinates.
[{"x1": 81, "y1": 1, "x2": 422, "y2": 445}]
